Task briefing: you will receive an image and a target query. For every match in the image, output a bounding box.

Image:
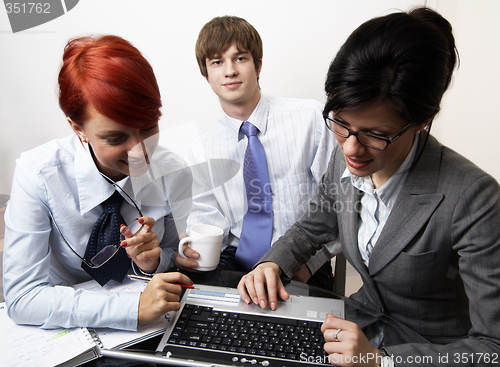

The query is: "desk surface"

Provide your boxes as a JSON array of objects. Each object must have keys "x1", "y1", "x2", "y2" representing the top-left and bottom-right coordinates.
[{"x1": 85, "y1": 269, "x2": 428, "y2": 366}]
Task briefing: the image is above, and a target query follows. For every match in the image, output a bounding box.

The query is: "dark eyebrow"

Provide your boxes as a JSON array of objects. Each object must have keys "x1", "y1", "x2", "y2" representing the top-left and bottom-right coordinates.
[
  {"x1": 234, "y1": 50, "x2": 249, "y2": 55},
  {"x1": 208, "y1": 50, "x2": 249, "y2": 61},
  {"x1": 98, "y1": 130, "x2": 126, "y2": 136},
  {"x1": 333, "y1": 117, "x2": 349, "y2": 125},
  {"x1": 140, "y1": 124, "x2": 158, "y2": 131},
  {"x1": 337, "y1": 119, "x2": 394, "y2": 136}
]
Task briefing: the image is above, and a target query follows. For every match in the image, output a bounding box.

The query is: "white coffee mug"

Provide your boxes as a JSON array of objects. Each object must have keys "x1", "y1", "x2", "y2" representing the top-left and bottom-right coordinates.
[{"x1": 178, "y1": 224, "x2": 224, "y2": 271}]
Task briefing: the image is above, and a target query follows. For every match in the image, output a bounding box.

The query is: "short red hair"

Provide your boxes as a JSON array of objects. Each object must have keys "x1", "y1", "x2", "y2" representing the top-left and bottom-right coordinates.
[{"x1": 58, "y1": 35, "x2": 161, "y2": 129}]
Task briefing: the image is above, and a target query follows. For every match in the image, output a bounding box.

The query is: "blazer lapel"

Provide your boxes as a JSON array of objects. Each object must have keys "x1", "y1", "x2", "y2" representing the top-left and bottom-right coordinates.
[
  {"x1": 368, "y1": 134, "x2": 444, "y2": 276},
  {"x1": 339, "y1": 179, "x2": 365, "y2": 274},
  {"x1": 340, "y1": 184, "x2": 387, "y2": 308},
  {"x1": 333, "y1": 151, "x2": 382, "y2": 305}
]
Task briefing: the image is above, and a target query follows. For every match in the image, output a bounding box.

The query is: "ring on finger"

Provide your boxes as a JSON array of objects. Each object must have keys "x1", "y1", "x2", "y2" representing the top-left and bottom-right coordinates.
[{"x1": 333, "y1": 328, "x2": 342, "y2": 341}]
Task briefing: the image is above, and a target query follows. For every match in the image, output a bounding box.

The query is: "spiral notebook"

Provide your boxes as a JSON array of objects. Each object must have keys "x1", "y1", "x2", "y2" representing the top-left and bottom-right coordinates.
[
  {"x1": 1, "y1": 302, "x2": 100, "y2": 367},
  {"x1": 1, "y1": 278, "x2": 174, "y2": 367}
]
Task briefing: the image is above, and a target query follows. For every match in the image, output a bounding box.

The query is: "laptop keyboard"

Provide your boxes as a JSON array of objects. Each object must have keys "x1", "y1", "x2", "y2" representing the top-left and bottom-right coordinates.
[{"x1": 165, "y1": 304, "x2": 329, "y2": 366}]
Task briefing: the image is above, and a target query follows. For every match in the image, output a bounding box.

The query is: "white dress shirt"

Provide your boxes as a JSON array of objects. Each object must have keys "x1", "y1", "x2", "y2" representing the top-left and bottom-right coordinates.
[
  {"x1": 185, "y1": 96, "x2": 338, "y2": 273},
  {"x1": 3, "y1": 134, "x2": 191, "y2": 330}
]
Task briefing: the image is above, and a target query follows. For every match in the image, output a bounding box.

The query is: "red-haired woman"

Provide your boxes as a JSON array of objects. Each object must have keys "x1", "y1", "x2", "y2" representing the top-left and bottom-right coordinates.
[{"x1": 3, "y1": 35, "x2": 193, "y2": 330}]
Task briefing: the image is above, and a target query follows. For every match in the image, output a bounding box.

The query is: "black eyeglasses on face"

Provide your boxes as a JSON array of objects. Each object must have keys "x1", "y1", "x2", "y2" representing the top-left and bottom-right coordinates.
[
  {"x1": 49, "y1": 174, "x2": 144, "y2": 268},
  {"x1": 323, "y1": 114, "x2": 413, "y2": 151}
]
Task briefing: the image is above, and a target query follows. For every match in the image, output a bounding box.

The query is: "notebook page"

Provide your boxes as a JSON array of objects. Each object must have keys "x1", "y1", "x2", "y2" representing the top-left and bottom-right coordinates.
[{"x1": 0, "y1": 303, "x2": 97, "y2": 367}]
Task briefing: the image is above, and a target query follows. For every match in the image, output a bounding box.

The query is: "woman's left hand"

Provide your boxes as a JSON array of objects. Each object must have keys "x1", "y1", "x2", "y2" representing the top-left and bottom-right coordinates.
[
  {"x1": 120, "y1": 216, "x2": 160, "y2": 273},
  {"x1": 321, "y1": 314, "x2": 380, "y2": 367}
]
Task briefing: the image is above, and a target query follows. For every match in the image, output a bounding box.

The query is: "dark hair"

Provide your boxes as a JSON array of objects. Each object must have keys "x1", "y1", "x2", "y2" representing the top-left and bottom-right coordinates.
[
  {"x1": 58, "y1": 35, "x2": 162, "y2": 129},
  {"x1": 323, "y1": 7, "x2": 458, "y2": 126},
  {"x1": 195, "y1": 16, "x2": 263, "y2": 78}
]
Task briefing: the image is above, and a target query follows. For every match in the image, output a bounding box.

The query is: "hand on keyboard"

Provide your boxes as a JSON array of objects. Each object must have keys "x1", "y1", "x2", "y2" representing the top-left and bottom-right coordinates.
[
  {"x1": 237, "y1": 262, "x2": 290, "y2": 311},
  {"x1": 321, "y1": 314, "x2": 381, "y2": 367}
]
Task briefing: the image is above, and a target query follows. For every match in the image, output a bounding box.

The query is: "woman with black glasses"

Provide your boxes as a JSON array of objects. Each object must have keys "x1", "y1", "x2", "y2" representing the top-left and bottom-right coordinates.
[
  {"x1": 238, "y1": 7, "x2": 500, "y2": 366},
  {"x1": 3, "y1": 35, "x2": 193, "y2": 330}
]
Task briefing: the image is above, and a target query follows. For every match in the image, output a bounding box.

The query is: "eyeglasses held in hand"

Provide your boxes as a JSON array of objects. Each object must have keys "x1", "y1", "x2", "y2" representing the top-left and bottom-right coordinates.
[{"x1": 49, "y1": 173, "x2": 144, "y2": 268}]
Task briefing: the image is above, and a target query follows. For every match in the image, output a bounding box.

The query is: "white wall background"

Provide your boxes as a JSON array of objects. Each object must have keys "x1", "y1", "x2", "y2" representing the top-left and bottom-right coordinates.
[{"x1": 1, "y1": 0, "x2": 499, "y2": 196}]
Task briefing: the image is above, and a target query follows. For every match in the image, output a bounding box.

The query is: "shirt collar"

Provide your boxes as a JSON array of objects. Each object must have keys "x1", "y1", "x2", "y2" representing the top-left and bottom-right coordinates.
[
  {"x1": 222, "y1": 96, "x2": 269, "y2": 141},
  {"x1": 340, "y1": 134, "x2": 420, "y2": 206},
  {"x1": 74, "y1": 141, "x2": 134, "y2": 215},
  {"x1": 74, "y1": 142, "x2": 114, "y2": 215}
]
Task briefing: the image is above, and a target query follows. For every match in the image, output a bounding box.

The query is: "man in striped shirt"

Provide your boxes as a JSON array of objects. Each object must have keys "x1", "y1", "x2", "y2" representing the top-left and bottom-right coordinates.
[{"x1": 178, "y1": 15, "x2": 340, "y2": 290}]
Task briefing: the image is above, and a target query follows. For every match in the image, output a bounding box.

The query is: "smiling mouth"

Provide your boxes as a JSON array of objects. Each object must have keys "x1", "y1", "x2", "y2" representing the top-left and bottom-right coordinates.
[
  {"x1": 223, "y1": 81, "x2": 242, "y2": 88},
  {"x1": 126, "y1": 155, "x2": 149, "y2": 167},
  {"x1": 345, "y1": 156, "x2": 371, "y2": 169},
  {"x1": 128, "y1": 159, "x2": 144, "y2": 166},
  {"x1": 125, "y1": 142, "x2": 155, "y2": 169}
]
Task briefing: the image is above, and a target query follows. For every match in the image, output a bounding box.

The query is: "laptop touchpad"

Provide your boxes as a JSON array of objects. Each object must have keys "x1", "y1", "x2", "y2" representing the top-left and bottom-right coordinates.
[{"x1": 252, "y1": 298, "x2": 292, "y2": 314}]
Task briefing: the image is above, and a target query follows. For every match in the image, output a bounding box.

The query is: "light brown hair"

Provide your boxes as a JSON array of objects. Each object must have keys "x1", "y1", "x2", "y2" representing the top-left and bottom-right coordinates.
[{"x1": 195, "y1": 16, "x2": 263, "y2": 78}]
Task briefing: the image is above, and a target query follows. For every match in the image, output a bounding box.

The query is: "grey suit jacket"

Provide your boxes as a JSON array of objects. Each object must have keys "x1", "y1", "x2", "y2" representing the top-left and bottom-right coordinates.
[{"x1": 261, "y1": 134, "x2": 500, "y2": 365}]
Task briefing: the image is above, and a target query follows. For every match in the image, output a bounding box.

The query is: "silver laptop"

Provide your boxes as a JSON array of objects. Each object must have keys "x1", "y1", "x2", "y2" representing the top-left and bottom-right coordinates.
[{"x1": 153, "y1": 283, "x2": 344, "y2": 366}]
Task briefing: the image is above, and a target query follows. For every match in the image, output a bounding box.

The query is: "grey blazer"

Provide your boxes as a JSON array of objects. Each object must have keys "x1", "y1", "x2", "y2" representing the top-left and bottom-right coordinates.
[{"x1": 262, "y1": 134, "x2": 500, "y2": 365}]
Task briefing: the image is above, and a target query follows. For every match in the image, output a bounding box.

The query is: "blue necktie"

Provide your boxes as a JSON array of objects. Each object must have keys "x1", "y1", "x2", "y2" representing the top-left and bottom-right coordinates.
[
  {"x1": 82, "y1": 191, "x2": 131, "y2": 286},
  {"x1": 236, "y1": 121, "x2": 273, "y2": 271}
]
